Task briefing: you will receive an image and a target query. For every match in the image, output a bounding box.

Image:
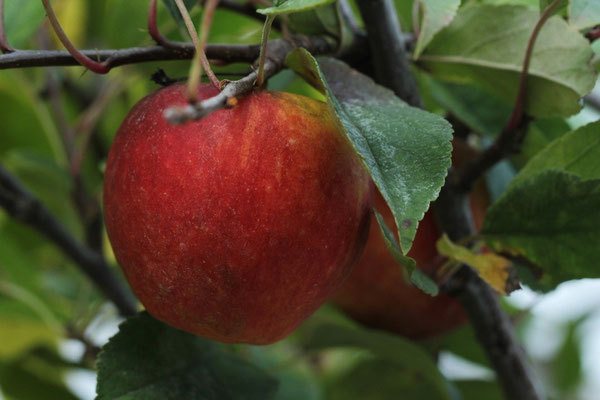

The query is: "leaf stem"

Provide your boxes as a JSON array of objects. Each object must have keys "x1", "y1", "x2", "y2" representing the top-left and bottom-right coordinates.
[
  {"x1": 256, "y1": 15, "x2": 274, "y2": 88},
  {"x1": 41, "y1": 0, "x2": 111, "y2": 73},
  {"x1": 0, "y1": 0, "x2": 13, "y2": 53}
]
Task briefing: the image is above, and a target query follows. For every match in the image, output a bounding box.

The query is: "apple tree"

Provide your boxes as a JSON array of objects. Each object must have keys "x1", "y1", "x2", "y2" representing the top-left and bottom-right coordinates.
[{"x1": 0, "y1": 0, "x2": 599, "y2": 399}]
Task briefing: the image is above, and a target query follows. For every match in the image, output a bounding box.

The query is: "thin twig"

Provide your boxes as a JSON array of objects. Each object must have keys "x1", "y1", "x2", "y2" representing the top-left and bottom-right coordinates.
[
  {"x1": 41, "y1": 0, "x2": 111, "y2": 73},
  {"x1": 188, "y1": 0, "x2": 221, "y2": 97},
  {"x1": 585, "y1": 26, "x2": 600, "y2": 42},
  {"x1": 164, "y1": 34, "x2": 336, "y2": 123},
  {"x1": 148, "y1": 0, "x2": 189, "y2": 50},
  {"x1": 256, "y1": 15, "x2": 275, "y2": 87},
  {"x1": 0, "y1": 165, "x2": 137, "y2": 316},
  {"x1": 71, "y1": 79, "x2": 124, "y2": 175},
  {"x1": 172, "y1": 0, "x2": 219, "y2": 97},
  {"x1": 0, "y1": 0, "x2": 13, "y2": 53},
  {"x1": 455, "y1": 0, "x2": 565, "y2": 193}
]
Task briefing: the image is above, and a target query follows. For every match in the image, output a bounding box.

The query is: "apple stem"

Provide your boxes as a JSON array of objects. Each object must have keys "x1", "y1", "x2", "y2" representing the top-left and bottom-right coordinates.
[
  {"x1": 41, "y1": 0, "x2": 111, "y2": 74},
  {"x1": 0, "y1": 0, "x2": 13, "y2": 53},
  {"x1": 256, "y1": 15, "x2": 275, "y2": 88}
]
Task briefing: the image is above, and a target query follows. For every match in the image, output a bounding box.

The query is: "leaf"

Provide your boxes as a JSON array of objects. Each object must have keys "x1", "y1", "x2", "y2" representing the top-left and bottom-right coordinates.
[
  {"x1": 286, "y1": 3, "x2": 355, "y2": 51},
  {"x1": 512, "y1": 120, "x2": 600, "y2": 184},
  {"x1": 161, "y1": 0, "x2": 197, "y2": 28},
  {"x1": 569, "y1": 0, "x2": 600, "y2": 30},
  {"x1": 413, "y1": 0, "x2": 461, "y2": 59},
  {"x1": 551, "y1": 320, "x2": 582, "y2": 393},
  {"x1": 327, "y1": 358, "x2": 449, "y2": 400},
  {"x1": 285, "y1": 49, "x2": 453, "y2": 253},
  {"x1": 453, "y1": 380, "x2": 503, "y2": 400},
  {"x1": 258, "y1": 0, "x2": 336, "y2": 16},
  {"x1": 96, "y1": 312, "x2": 278, "y2": 400},
  {"x1": 482, "y1": 170, "x2": 600, "y2": 289},
  {"x1": 511, "y1": 118, "x2": 572, "y2": 167},
  {"x1": 539, "y1": 0, "x2": 568, "y2": 15},
  {"x1": 419, "y1": 4, "x2": 597, "y2": 118},
  {"x1": 436, "y1": 234, "x2": 513, "y2": 294},
  {"x1": 0, "y1": 304, "x2": 57, "y2": 360},
  {"x1": 3, "y1": 0, "x2": 46, "y2": 48},
  {"x1": 298, "y1": 321, "x2": 451, "y2": 399},
  {"x1": 419, "y1": 74, "x2": 511, "y2": 137},
  {"x1": 0, "y1": 346, "x2": 79, "y2": 400},
  {"x1": 373, "y1": 209, "x2": 439, "y2": 296}
]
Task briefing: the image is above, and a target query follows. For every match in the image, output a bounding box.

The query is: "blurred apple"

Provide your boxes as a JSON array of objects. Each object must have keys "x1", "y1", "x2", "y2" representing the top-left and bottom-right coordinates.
[{"x1": 331, "y1": 139, "x2": 489, "y2": 339}]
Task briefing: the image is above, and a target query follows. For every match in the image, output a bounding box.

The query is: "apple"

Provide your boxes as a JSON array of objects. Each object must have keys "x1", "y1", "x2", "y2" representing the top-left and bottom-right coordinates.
[
  {"x1": 330, "y1": 140, "x2": 489, "y2": 339},
  {"x1": 103, "y1": 83, "x2": 372, "y2": 344}
]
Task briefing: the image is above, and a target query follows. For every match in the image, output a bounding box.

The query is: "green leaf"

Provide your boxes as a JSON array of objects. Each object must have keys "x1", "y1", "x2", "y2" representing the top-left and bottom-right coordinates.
[
  {"x1": 96, "y1": 312, "x2": 278, "y2": 400},
  {"x1": 298, "y1": 322, "x2": 451, "y2": 399},
  {"x1": 373, "y1": 209, "x2": 439, "y2": 295},
  {"x1": 512, "y1": 120, "x2": 600, "y2": 184},
  {"x1": 569, "y1": 0, "x2": 600, "y2": 29},
  {"x1": 4, "y1": 0, "x2": 46, "y2": 48},
  {"x1": 419, "y1": 4, "x2": 597, "y2": 118},
  {"x1": 0, "y1": 346, "x2": 79, "y2": 400},
  {"x1": 161, "y1": 0, "x2": 197, "y2": 27},
  {"x1": 539, "y1": 0, "x2": 568, "y2": 15},
  {"x1": 453, "y1": 380, "x2": 503, "y2": 400},
  {"x1": 327, "y1": 358, "x2": 450, "y2": 400},
  {"x1": 551, "y1": 320, "x2": 582, "y2": 393},
  {"x1": 482, "y1": 170, "x2": 600, "y2": 288},
  {"x1": 419, "y1": 75, "x2": 511, "y2": 136},
  {"x1": 258, "y1": 0, "x2": 336, "y2": 16},
  {"x1": 0, "y1": 302, "x2": 57, "y2": 360},
  {"x1": 285, "y1": 49, "x2": 453, "y2": 253},
  {"x1": 286, "y1": 3, "x2": 355, "y2": 51},
  {"x1": 413, "y1": 0, "x2": 461, "y2": 59},
  {"x1": 511, "y1": 118, "x2": 572, "y2": 167}
]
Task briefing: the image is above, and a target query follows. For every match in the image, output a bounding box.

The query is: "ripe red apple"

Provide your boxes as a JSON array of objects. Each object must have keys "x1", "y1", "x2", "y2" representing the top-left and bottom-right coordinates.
[
  {"x1": 330, "y1": 140, "x2": 489, "y2": 339},
  {"x1": 103, "y1": 83, "x2": 372, "y2": 344}
]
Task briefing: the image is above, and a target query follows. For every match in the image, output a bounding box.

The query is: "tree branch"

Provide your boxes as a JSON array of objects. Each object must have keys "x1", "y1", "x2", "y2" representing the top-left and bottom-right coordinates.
[
  {"x1": 0, "y1": 0, "x2": 13, "y2": 53},
  {"x1": 0, "y1": 43, "x2": 259, "y2": 70},
  {"x1": 355, "y1": 0, "x2": 422, "y2": 107},
  {"x1": 434, "y1": 179, "x2": 541, "y2": 400},
  {"x1": 0, "y1": 165, "x2": 137, "y2": 317},
  {"x1": 355, "y1": 0, "x2": 542, "y2": 398}
]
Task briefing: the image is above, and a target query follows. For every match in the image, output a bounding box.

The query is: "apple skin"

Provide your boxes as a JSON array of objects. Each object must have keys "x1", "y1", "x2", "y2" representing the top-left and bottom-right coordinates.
[
  {"x1": 330, "y1": 140, "x2": 488, "y2": 339},
  {"x1": 103, "y1": 83, "x2": 372, "y2": 344}
]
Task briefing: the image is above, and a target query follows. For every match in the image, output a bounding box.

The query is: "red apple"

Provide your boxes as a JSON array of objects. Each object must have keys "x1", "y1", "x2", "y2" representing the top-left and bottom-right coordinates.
[
  {"x1": 330, "y1": 140, "x2": 489, "y2": 339},
  {"x1": 103, "y1": 83, "x2": 372, "y2": 344}
]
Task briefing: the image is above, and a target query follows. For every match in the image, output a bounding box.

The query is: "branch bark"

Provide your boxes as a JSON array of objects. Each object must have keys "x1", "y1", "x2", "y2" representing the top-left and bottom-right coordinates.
[
  {"x1": 434, "y1": 180, "x2": 541, "y2": 400},
  {"x1": 355, "y1": 0, "x2": 422, "y2": 108},
  {"x1": 0, "y1": 165, "x2": 137, "y2": 317},
  {"x1": 0, "y1": 43, "x2": 259, "y2": 70}
]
